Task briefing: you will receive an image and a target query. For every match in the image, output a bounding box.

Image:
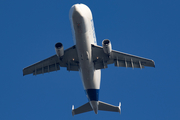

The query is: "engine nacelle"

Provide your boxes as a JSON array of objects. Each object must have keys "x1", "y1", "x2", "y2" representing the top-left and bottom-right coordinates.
[
  {"x1": 102, "y1": 39, "x2": 112, "y2": 55},
  {"x1": 55, "y1": 42, "x2": 64, "y2": 57}
]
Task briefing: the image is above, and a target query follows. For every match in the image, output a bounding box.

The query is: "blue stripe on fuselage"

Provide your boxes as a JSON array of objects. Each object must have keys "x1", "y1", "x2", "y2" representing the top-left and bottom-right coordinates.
[{"x1": 85, "y1": 89, "x2": 99, "y2": 101}]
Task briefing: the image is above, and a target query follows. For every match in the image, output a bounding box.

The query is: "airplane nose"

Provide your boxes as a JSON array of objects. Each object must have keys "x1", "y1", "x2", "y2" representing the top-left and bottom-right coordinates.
[
  {"x1": 69, "y1": 4, "x2": 92, "y2": 21},
  {"x1": 70, "y1": 4, "x2": 83, "y2": 18},
  {"x1": 73, "y1": 5, "x2": 80, "y2": 12}
]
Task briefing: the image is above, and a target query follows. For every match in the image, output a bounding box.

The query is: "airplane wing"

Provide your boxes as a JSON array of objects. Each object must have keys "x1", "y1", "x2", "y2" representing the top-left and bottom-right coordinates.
[
  {"x1": 92, "y1": 44, "x2": 155, "y2": 69},
  {"x1": 23, "y1": 45, "x2": 79, "y2": 76}
]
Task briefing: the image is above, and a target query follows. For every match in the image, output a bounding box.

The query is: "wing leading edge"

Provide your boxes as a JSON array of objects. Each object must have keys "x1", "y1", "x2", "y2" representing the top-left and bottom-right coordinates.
[
  {"x1": 23, "y1": 45, "x2": 79, "y2": 76},
  {"x1": 92, "y1": 44, "x2": 155, "y2": 70}
]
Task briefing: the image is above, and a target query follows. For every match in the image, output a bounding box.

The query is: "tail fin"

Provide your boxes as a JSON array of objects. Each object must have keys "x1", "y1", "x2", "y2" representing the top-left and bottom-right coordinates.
[{"x1": 72, "y1": 101, "x2": 121, "y2": 116}]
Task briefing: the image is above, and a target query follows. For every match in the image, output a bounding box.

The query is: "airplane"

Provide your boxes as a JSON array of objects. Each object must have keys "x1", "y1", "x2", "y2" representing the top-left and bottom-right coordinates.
[{"x1": 23, "y1": 3, "x2": 155, "y2": 116}]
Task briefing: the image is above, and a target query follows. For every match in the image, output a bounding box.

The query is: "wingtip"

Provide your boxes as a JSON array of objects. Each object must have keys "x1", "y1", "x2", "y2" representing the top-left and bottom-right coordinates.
[
  {"x1": 119, "y1": 102, "x2": 121, "y2": 114},
  {"x1": 152, "y1": 60, "x2": 155, "y2": 68},
  {"x1": 72, "y1": 105, "x2": 75, "y2": 116}
]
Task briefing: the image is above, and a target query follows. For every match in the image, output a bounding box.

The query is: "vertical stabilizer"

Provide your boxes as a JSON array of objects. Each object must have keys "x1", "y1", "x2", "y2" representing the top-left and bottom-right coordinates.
[{"x1": 90, "y1": 101, "x2": 98, "y2": 114}]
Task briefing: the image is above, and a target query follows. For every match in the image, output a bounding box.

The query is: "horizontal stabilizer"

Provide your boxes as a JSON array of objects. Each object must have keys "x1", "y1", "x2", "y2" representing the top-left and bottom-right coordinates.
[
  {"x1": 98, "y1": 101, "x2": 121, "y2": 113},
  {"x1": 72, "y1": 102, "x2": 93, "y2": 116},
  {"x1": 72, "y1": 101, "x2": 121, "y2": 116}
]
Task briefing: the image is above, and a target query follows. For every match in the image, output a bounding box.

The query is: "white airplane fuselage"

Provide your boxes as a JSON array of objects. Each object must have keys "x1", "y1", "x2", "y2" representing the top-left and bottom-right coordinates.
[
  {"x1": 23, "y1": 3, "x2": 155, "y2": 115},
  {"x1": 69, "y1": 4, "x2": 101, "y2": 113}
]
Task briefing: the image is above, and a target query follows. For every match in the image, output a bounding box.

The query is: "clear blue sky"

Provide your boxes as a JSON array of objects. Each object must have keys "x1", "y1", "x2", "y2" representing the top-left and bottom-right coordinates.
[{"x1": 0, "y1": 0, "x2": 180, "y2": 120}]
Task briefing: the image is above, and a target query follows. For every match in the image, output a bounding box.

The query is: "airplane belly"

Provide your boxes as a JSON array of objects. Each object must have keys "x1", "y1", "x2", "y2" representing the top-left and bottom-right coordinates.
[
  {"x1": 74, "y1": 19, "x2": 100, "y2": 90},
  {"x1": 70, "y1": 4, "x2": 101, "y2": 101}
]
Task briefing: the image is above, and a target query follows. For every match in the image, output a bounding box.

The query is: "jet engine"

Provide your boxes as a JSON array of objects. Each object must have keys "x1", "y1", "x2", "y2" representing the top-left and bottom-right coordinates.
[
  {"x1": 102, "y1": 39, "x2": 112, "y2": 55},
  {"x1": 55, "y1": 42, "x2": 64, "y2": 57}
]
